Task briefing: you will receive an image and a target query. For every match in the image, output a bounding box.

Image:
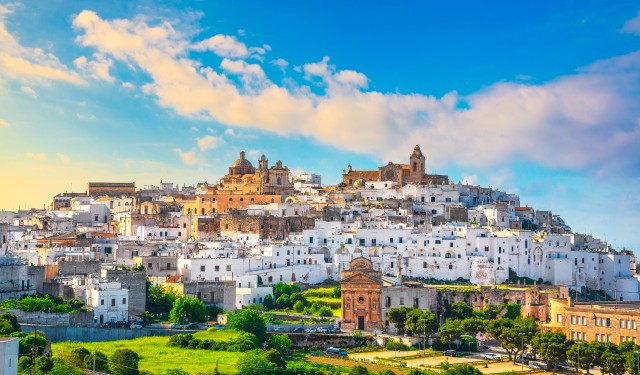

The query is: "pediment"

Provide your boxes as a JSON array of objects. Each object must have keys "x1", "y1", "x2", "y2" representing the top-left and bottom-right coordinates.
[{"x1": 342, "y1": 271, "x2": 382, "y2": 285}]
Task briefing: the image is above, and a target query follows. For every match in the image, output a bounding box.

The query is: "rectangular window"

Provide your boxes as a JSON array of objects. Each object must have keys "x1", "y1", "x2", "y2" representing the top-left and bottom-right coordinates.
[
  {"x1": 633, "y1": 321, "x2": 636, "y2": 329},
  {"x1": 423, "y1": 262, "x2": 427, "y2": 268},
  {"x1": 215, "y1": 265, "x2": 219, "y2": 272},
  {"x1": 200, "y1": 265, "x2": 205, "y2": 272},
  {"x1": 122, "y1": 298, "x2": 126, "y2": 304},
  {"x1": 385, "y1": 297, "x2": 391, "y2": 307},
  {"x1": 309, "y1": 237, "x2": 314, "y2": 243},
  {"x1": 399, "y1": 297, "x2": 404, "y2": 305},
  {"x1": 557, "y1": 314, "x2": 562, "y2": 323},
  {"x1": 226, "y1": 265, "x2": 231, "y2": 271},
  {"x1": 582, "y1": 317, "x2": 586, "y2": 325},
  {"x1": 371, "y1": 239, "x2": 377, "y2": 246},
  {"x1": 607, "y1": 318, "x2": 611, "y2": 327},
  {"x1": 399, "y1": 237, "x2": 403, "y2": 243},
  {"x1": 111, "y1": 299, "x2": 115, "y2": 307},
  {"x1": 101, "y1": 299, "x2": 104, "y2": 306},
  {"x1": 148, "y1": 263, "x2": 153, "y2": 269}
]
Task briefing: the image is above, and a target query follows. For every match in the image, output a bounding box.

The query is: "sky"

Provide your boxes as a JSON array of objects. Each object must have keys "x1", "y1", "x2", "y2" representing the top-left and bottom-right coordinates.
[{"x1": 0, "y1": 1, "x2": 639, "y2": 250}]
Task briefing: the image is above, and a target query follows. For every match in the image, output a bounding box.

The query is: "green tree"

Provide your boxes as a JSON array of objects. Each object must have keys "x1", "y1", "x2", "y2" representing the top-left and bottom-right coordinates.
[
  {"x1": 275, "y1": 294, "x2": 291, "y2": 309},
  {"x1": 460, "y1": 318, "x2": 485, "y2": 336},
  {"x1": 109, "y1": 348, "x2": 140, "y2": 375},
  {"x1": 378, "y1": 370, "x2": 396, "y2": 375},
  {"x1": 0, "y1": 312, "x2": 21, "y2": 332},
  {"x1": 387, "y1": 307, "x2": 411, "y2": 334},
  {"x1": 625, "y1": 350, "x2": 640, "y2": 375},
  {"x1": 567, "y1": 341, "x2": 597, "y2": 375},
  {"x1": 601, "y1": 352, "x2": 626, "y2": 375},
  {"x1": 405, "y1": 309, "x2": 437, "y2": 337},
  {"x1": 18, "y1": 356, "x2": 32, "y2": 372},
  {"x1": 531, "y1": 332, "x2": 569, "y2": 373},
  {"x1": 229, "y1": 332, "x2": 259, "y2": 352},
  {"x1": 289, "y1": 292, "x2": 307, "y2": 305},
  {"x1": 236, "y1": 351, "x2": 273, "y2": 375},
  {"x1": 317, "y1": 306, "x2": 333, "y2": 317},
  {"x1": 438, "y1": 319, "x2": 463, "y2": 349},
  {"x1": 169, "y1": 297, "x2": 208, "y2": 324},
  {"x1": 82, "y1": 350, "x2": 109, "y2": 372},
  {"x1": 444, "y1": 364, "x2": 483, "y2": 375},
  {"x1": 293, "y1": 300, "x2": 306, "y2": 313},
  {"x1": 227, "y1": 309, "x2": 267, "y2": 343},
  {"x1": 146, "y1": 281, "x2": 180, "y2": 313},
  {"x1": 47, "y1": 362, "x2": 85, "y2": 375},
  {"x1": 267, "y1": 334, "x2": 292, "y2": 354},
  {"x1": 348, "y1": 364, "x2": 369, "y2": 375},
  {"x1": 503, "y1": 304, "x2": 521, "y2": 320},
  {"x1": 445, "y1": 302, "x2": 473, "y2": 321},
  {"x1": 262, "y1": 294, "x2": 274, "y2": 310},
  {"x1": 499, "y1": 317, "x2": 538, "y2": 362},
  {"x1": 485, "y1": 318, "x2": 513, "y2": 340},
  {"x1": 19, "y1": 330, "x2": 47, "y2": 356},
  {"x1": 273, "y1": 283, "x2": 300, "y2": 299},
  {"x1": 263, "y1": 348, "x2": 286, "y2": 369},
  {"x1": 0, "y1": 320, "x2": 14, "y2": 335},
  {"x1": 34, "y1": 356, "x2": 54, "y2": 373}
]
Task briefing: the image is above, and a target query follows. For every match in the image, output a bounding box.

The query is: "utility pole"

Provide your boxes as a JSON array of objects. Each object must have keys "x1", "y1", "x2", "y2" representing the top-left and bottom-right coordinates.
[{"x1": 93, "y1": 347, "x2": 96, "y2": 375}]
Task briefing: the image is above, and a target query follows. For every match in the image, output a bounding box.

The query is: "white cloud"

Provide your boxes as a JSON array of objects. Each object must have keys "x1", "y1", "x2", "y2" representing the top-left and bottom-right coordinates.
[
  {"x1": 0, "y1": 13, "x2": 85, "y2": 86},
  {"x1": 237, "y1": 29, "x2": 246, "y2": 37},
  {"x1": 622, "y1": 12, "x2": 640, "y2": 35},
  {"x1": 57, "y1": 153, "x2": 70, "y2": 164},
  {"x1": 121, "y1": 82, "x2": 134, "y2": 89},
  {"x1": 173, "y1": 148, "x2": 197, "y2": 165},
  {"x1": 74, "y1": 54, "x2": 114, "y2": 82},
  {"x1": 0, "y1": 119, "x2": 9, "y2": 128},
  {"x1": 20, "y1": 85, "x2": 37, "y2": 98},
  {"x1": 196, "y1": 135, "x2": 222, "y2": 151},
  {"x1": 270, "y1": 58, "x2": 288, "y2": 71},
  {"x1": 192, "y1": 34, "x2": 265, "y2": 59},
  {"x1": 461, "y1": 175, "x2": 478, "y2": 186},
  {"x1": 25, "y1": 152, "x2": 46, "y2": 161},
  {"x1": 224, "y1": 128, "x2": 235, "y2": 136},
  {"x1": 76, "y1": 113, "x2": 96, "y2": 121},
  {"x1": 72, "y1": 11, "x2": 640, "y2": 177}
]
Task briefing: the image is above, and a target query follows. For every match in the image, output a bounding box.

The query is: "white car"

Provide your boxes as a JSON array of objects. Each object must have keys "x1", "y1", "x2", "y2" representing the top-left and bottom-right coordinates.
[
  {"x1": 483, "y1": 353, "x2": 501, "y2": 361},
  {"x1": 317, "y1": 327, "x2": 328, "y2": 333}
]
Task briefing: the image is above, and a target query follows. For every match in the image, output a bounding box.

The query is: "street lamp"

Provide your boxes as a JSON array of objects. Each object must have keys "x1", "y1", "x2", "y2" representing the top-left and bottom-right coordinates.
[
  {"x1": 577, "y1": 342, "x2": 580, "y2": 375},
  {"x1": 519, "y1": 332, "x2": 526, "y2": 372}
]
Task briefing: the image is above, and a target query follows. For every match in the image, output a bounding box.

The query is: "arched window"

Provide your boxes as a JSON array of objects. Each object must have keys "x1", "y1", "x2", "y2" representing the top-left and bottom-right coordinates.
[
  {"x1": 276, "y1": 177, "x2": 282, "y2": 185},
  {"x1": 413, "y1": 162, "x2": 417, "y2": 172}
]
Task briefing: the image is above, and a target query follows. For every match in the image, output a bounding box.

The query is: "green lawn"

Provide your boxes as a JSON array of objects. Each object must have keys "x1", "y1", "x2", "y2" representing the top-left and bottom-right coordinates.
[{"x1": 51, "y1": 330, "x2": 241, "y2": 374}]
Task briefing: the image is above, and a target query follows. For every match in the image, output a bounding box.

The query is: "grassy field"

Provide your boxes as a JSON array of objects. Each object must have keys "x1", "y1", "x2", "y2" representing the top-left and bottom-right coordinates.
[
  {"x1": 303, "y1": 287, "x2": 342, "y2": 317},
  {"x1": 51, "y1": 330, "x2": 241, "y2": 374}
]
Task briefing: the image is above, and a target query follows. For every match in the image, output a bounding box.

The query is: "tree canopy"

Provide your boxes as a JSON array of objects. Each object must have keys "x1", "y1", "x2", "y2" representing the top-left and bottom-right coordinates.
[
  {"x1": 169, "y1": 297, "x2": 208, "y2": 324},
  {"x1": 227, "y1": 309, "x2": 267, "y2": 343}
]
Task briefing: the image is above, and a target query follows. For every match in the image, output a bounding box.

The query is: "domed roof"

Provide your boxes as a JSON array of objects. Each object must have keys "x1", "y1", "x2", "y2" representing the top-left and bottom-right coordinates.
[{"x1": 231, "y1": 151, "x2": 254, "y2": 169}]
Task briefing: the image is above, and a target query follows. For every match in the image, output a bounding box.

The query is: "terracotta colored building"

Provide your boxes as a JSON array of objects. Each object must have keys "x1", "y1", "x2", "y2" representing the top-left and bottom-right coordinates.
[
  {"x1": 341, "y1": 257, "x2": 383, "y2": 332},
  {"x1": 88, "y1": 182, "x2": 135, "y2": 198}
]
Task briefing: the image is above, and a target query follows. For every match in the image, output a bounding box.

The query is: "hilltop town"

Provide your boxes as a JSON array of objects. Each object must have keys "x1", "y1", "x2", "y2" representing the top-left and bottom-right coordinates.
[{"x1": 1, "y1": 145, "x2": 639, "y2": 374}]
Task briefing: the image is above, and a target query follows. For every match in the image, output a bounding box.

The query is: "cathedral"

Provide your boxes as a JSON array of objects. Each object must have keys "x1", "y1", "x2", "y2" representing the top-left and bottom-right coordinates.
[
  {"x1": 342, "y1": 145, "x2": 449, "y2": 187},
  {"x1": 217, "y1": 151, "x2": 294, "y2": 196}
]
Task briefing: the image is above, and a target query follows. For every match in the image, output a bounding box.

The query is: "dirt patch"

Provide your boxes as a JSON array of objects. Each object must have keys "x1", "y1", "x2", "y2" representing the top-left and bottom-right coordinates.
[{"x1": 307, "y1": 355, "x2": 413, "y2": 374}]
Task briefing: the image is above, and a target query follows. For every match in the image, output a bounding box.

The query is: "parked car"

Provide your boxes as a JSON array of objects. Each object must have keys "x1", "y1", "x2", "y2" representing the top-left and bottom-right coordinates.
[
  {"x1": 483, "y1": 353, "x2": 501, "y2": 361},
  {"x1": 130, "y1": 322, "x2": 144, "y2": 329},
  {"x1": 317, "y1": 327, "x2": 328, "y2": 333},
  {"x1": 184, "y1": 323, "x2": 199, "y2": 330},
  {"x1": 170, "y1": 323, "x2": 182, "y2": 329},
  {"x1": 292, "y1": 327, "x2": 304, "y2": 333},
  {"x1": 515, "y1": 356, "x2": 529, "y2": 364},
  {"x1": 524, "y1": 351, "x2": 536, "y2": 360},
  {"x1": 305, "y1": 328, "x2": 315, "y2": 333},
  {"x1": 214, "y1": 324, "x2": 226, "y2": 330},
  {"x1": 443, "y1": 350, "x2": 457, "y2": 357},
  {"x1": 272, "y1": 327, "x2": 284, "y2": 332},
  {"x1": 528, "y1": 362, "x2": 544, "y2": 370}
]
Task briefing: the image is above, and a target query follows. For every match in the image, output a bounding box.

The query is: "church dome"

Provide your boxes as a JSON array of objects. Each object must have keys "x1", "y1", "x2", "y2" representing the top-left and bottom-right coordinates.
[{"x1": 232, "y1": 151, "x2": 254, "y2": 168}]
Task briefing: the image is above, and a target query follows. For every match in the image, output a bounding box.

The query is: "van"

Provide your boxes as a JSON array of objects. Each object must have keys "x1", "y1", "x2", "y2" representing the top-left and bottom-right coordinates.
[{"x1": 326, "y1": 347, "x2": 348, "y2": 357}]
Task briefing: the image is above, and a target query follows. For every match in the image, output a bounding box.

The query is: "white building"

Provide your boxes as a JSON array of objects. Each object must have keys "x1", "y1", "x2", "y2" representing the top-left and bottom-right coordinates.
[
  {"x1": 87, "y1": 279, "x2": 129, "y2": 325},
  {"x1": 0, "y1": 337, "x2": 18, "y2": 375}
]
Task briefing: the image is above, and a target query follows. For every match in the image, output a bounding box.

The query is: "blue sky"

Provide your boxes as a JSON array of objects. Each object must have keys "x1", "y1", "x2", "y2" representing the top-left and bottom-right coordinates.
[{"x1": 0, "y1": 1, "x2": 639, "y2": 251}]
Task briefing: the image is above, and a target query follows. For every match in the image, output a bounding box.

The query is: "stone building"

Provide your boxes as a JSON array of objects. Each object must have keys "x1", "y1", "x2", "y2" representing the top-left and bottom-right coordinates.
[
  {"x1": 103, "y1": 269, "x2": 146, "y2": 317},
  {"x1": 545, "y1": 299, "x2": 640, "y2": 344},
  {"x1": 195, "y1": 214, "x2": 316, "y2": 241},
  {"x1": 342, "y1": 145, "x2": 449, "y2": 187},
  {"x1": 341, "y1": 257, "x2": 383, "y2": 332},
  {"x1": 165, "y1": 280, "x2": 236, "y2": 312},
  {"x1": 87, "y1": 182, "x2": 136, "y2": 198}
]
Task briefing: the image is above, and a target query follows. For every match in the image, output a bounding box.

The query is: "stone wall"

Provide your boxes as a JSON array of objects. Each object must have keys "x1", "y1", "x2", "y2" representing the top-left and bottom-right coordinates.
[
  {"x1": 57, "y1": 260, "x2": 101, "y2": 276},
  {"x1": 198, "y1": 214, "x2": 317, "y2": 241},
  {"x1": 22, "y1": 324, "x2": 177, "y2": 342},
  {"x1": 286, "y1": 333, "x2": 372, "y2": 348},
  {"x1": 1, "y1": 309, "x2": 94, "y2": 326}
]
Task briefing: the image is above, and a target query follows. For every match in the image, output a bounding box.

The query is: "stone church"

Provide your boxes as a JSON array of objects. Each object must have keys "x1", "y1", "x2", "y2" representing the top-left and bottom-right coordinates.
[
  {"x1": 340, "y1": 257, "x2": 383, "y2": 332},
  {"x1": 342, "y1": 145, "x2": 449, "y2": 187}
]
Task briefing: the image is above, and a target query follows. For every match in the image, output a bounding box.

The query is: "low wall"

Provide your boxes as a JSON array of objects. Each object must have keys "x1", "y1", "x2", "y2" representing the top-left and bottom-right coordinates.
[
  {"x1": 1, "y1": 309, "x2": 94, "y2": 326},
  {"x1": 22, "y1": 324, "x2": 180, "y2": 343},
  {"x1": 287, "y1": 333, "x2": 373, "y2": 348}
]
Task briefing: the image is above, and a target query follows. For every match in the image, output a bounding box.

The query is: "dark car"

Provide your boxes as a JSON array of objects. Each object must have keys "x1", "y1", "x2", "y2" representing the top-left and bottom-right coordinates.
[
  {"x1": 184, "y1": 323, "x2": 199, "y2": 330},
  {"x1": 515, "y1": 356, "x2": 529, "y2": 364},
  {"x1": 444, "y1": 350, "x2": 457, "y2": 357},
  {"x1": 293, "y1": 327, "x2": 304, "y2": 333}
]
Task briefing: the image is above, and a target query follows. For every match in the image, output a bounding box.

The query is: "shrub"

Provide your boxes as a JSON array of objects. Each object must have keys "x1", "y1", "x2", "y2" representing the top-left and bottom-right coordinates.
[
  {"x1": 34, "y1": 356, "x2": 54, "y2": 373},
  {"x1": 169, "y1": 297, "x2": 208, "y2": 324},
  {"x1": 187, "y1": 338, "x2": 202, "y2": 349},
  {"x1": 316, "y1": 306, "x2": 333, "y2": 317},
  {"x1": 229, "y1": 332, "x2": 259, "y2": 352},
  {"x1": 109, "y1": 348, "x2": 140, "y2": 375},
  {"x1": 385, "y1": 339, "x2": 410, "y2": 351}
]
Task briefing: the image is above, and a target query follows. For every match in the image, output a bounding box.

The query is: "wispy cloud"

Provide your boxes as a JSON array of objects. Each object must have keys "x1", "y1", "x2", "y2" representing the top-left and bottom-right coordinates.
[
  {"x1": 57, "y1": 153, "x2": 70, "y2": 164},
  {"x1": 224, "y1": 128, "x2": 235, "y2": 136},
  {"x1": 196, "y1": 135, "x2": 223, "y2": 151},
  {"x1": 173, "y1": 148, "x2": 197, "y2": 165},
  {"x1": 74, "y1": 54, "x2": 114, "y2": 82},
  {"x1": 20, "y1": 85, "x2": 37, "y2": 98},
  {"x1": 622, "y1": 12, "x2": 640, "y2": 35},
  {"x1": 76, "y1": 113, "x2": 96, "y2": 121},
  {"x1": 25, "y1": 152, "x2": 46, "y2": 161}
]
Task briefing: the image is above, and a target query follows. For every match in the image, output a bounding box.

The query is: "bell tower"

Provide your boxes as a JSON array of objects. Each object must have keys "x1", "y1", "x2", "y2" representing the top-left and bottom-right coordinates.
[{"x1": 409, "y1": 144, "x2": 425, "y2": 180}]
